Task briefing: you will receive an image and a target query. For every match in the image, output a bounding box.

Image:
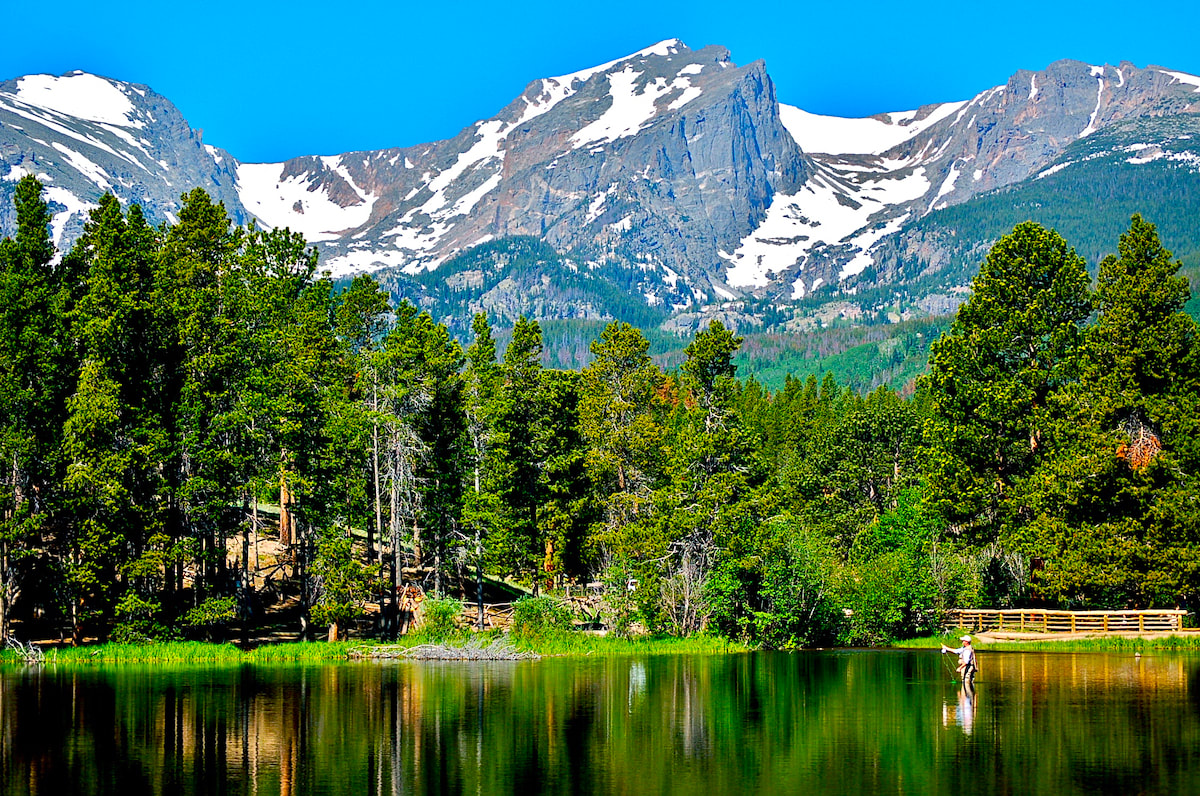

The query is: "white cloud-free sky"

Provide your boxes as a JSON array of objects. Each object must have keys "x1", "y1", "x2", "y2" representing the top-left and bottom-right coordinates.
[{"x1": 4, "y1": 0, "x2": 1199, "y2": 163}]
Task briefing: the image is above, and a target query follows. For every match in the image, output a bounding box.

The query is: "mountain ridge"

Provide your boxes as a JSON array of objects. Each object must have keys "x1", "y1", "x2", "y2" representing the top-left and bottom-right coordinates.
[{"x1": 3, "y1": 44, "x2": 1200, "y2": 333}]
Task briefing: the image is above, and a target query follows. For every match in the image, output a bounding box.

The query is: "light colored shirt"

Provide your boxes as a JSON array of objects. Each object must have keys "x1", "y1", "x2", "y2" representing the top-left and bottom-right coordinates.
[{"x1": 945, "y1": 644, "x2": 976, "y2": 668}]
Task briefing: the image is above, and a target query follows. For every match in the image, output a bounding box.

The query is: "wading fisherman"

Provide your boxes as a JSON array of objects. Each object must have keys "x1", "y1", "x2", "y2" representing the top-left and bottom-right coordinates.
[{"x1": 941, "y1": 635, "x2": 978, "y2": 682}]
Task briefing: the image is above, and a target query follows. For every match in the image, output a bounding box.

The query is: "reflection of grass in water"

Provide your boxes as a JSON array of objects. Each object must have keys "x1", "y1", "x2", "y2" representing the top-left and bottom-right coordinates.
[{"x1": 895, "y1": 634, "x2": 1200, "y2": 652}]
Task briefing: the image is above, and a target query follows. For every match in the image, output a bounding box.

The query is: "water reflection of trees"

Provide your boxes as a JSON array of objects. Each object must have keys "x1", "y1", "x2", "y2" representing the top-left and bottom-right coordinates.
[{"x1": 0, "y1": 653, "x2": 1198, "y2": 794}]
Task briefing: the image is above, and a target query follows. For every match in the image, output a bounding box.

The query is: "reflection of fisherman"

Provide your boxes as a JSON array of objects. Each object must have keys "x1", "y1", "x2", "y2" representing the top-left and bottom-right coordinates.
[
  {"x1": 941, "y1": 635, "x2": 978, "y2": 682},
  {"x1": 947, "y1": 681, "x2": 978, "y2": 735}
]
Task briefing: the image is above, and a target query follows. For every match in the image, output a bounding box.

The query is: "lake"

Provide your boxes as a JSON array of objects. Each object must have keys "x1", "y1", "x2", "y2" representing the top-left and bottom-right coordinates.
[{"x1": 1, "y1": 649, "x2": 1197, "y2": 794}]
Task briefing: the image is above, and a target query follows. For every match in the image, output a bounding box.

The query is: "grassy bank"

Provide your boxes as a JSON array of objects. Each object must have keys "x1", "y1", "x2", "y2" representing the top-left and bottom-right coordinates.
[
  {"x1": 894, "y1": 632, "x2": 1200, "y2": 652},
  {"x1": 508, "y1": 632, "x2": 745, "y2": 657},
  {"x1": 0, "y1": 640, "x2": 369, "y2": 665},
  {"x1": 0, "y1": 633, "x2": 745, "y2": 665}
]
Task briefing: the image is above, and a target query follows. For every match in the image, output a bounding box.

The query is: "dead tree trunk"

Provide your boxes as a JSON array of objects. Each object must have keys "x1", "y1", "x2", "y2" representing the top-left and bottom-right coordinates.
[{"x1": 279, "y1": 461, "x2": 293, "y2": 548}]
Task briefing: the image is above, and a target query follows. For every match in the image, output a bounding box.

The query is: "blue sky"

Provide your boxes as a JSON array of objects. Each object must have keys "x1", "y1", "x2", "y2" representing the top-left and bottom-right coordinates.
[{"x1": 5, "y1": 0, "x2": 1200, "y2": 163}]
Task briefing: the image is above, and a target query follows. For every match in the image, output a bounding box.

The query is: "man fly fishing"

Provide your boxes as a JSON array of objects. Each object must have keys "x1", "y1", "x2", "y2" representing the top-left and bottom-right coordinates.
[{"x1": 941, "y1": 635, "x2": 978, "y2": 683}]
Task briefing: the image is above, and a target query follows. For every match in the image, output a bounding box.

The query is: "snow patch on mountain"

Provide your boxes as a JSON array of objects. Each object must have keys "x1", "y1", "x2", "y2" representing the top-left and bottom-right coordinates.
[
  {"x1": 320, "y1": 248, "x2": 413, "y2": 277},
  {"x1": 423, "y1": 119, "x2": 506, "y2": 213},
  {"x1": 51, "y1": 142, "x2": 112, "y2": 190},
  {"x1": 1079, "y1": 74, "x2": 1106, "y2": 138},
  {"x1": 721, "y1": 166, "x2": 930, "y2": 287},
  {"x1": 14, "y1": 73, "x2": 144, "y2": 128},
  {"x1": 571, "y1": 67, "x2": 701, "y2": 147},
  {"x1": 778, "y1": 101, "x2": 967, "y2": 155},
  {"x1": 517, "y1": 39, "x2": 685, "y2": 127},
  {"x1": 43, "y1": 186, "x2": 97, "y2": 251},
  {"x1": 1160, "y1": 70, "x2": 1200, "y2": 93},
  {"x1": 236, "y1": 159, "x2": 376, "y2": 242},
  {"x1": 0, "y1": 97, "x2": 131, "y2": 167},
  {"x1": 928, "y1": 161, "x2": 962, "y2": 212}
]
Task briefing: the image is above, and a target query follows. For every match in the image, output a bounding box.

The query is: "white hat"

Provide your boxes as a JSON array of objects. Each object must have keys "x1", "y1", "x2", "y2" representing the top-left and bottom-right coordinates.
[{"x1": 959, "y1": 635, "x2": 972, "y2": 642}]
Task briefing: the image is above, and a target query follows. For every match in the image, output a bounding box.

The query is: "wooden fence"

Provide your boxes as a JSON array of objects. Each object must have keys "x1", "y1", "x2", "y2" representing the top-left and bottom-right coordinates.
[
  {"x1": 945, "y1": 608, "x2": 1189, "y2": 634},
  {"x1": 457, "y1": 603, "x2": 516, "y2": 630}
]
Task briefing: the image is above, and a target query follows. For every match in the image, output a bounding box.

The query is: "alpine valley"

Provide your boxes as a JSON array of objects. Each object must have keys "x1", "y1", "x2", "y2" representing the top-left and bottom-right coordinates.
[{"x1": 3, "y1": 40, "x2": 1200, "y2": 386}]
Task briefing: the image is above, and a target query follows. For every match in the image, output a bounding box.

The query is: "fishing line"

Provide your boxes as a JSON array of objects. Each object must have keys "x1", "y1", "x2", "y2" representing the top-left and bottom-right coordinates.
[{"x1": 939, "y1": 648, "x2": 960, "y2": 683}]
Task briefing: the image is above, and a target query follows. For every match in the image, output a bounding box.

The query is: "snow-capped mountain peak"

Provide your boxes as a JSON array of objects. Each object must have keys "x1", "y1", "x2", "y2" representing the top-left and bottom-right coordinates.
[
  {"x1": 5, "y1": 52, "x2": 1200, "y2": 332},
  {"x1": 13, "y1": 72, "x2": 148, "y2": 129},
  {"x1": 0, "y1": 70, "x2": 246, "y2": 248}
]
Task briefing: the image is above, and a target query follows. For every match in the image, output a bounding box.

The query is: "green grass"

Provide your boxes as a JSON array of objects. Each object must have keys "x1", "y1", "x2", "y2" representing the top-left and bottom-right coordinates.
[
  {"x1": 0, "y1": 633, "x2": 746, "y2": 666},
  {"x1": 514, "y1": 632, "x2": 747, "y2": 656},
  {"x1": 891, "y1": 632, "x2": 973, "y2": 649},
  {"x1": 0, "y1": 640, "x2": 370, "y2": 665},
  {"x1": 894, "y1": 633, "x2": 1200, "y2": 653}
]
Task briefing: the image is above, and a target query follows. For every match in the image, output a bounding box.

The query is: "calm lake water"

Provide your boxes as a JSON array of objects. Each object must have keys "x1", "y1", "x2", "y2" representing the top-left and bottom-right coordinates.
[{"x1": 1, "y1": 649, "x2": 1197, "y2": 794}]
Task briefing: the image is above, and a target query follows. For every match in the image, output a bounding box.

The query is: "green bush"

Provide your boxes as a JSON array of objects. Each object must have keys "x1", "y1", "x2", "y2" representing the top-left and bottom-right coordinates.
[
  {"x1": 109, "y1": 620, "x2": 180, "y2": 644},
  {"x1": 111, "y1": 592, "x2": 180, "y2": 643},
  {"x1": 753, "y1": 525, "x2": 844, "y2": 649},
  {"x1": 181, "y1": 597, "x2": 238, "y2": 630},
  {"x1": 510, "y1": 596, "x2": 574, "y2": 643},
  {"x1": 839, "y1": 548, "x2": 940, "y2": 646},
  {"x1": 416, "y1": 596, "x2": 464, "y2": 643}
]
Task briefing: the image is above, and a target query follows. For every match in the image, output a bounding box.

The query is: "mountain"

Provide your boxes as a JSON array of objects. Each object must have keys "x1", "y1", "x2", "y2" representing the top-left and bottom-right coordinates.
[
  {"x1": 0, "y1": 71, "x2": 249, "y2": 248},
  {"x1": 768, "y1": 60, "x2": 1200, "y2": 312},
  {"x1": 3, "y1": 45, "x2": 1200, "y2": 334},
  {"x1": 236, "y1": 40, "x2": 808, "y2": 316}
]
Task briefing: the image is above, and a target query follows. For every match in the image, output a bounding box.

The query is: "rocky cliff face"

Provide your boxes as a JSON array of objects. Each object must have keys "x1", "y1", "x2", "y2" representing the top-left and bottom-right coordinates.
[
  {"x1": 743, "y1": 60, "x2": 1200, "y2": 304},
  {"x1": 241, "y1": 40, "x2": 810, "y2": 309},
  {"x1": 0, "y1": 71, "x2": 248, "y2": 249}
]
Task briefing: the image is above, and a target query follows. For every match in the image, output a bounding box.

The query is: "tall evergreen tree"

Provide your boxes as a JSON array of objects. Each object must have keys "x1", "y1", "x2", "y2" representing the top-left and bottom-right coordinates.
[
  {"x1": 334, "y1": 275, "x2": 392, "y2": 563},
  {"x1": 0, "y1": 176, "x2": 72, "y2": 641},
  {"x1": 580, "y1": 321, "x2": 664, "y2": 540},
  {"x1": 491, "y1": 316, "x2": 546, "y2": 578},
  {"x1": 921, "y1": 221, "x2": 1092, "y2": 545},
  {"x1": 61, "y1": 194, "x2": 164, "y2": 641},
  {"x1": 1018, "y1": 216, "x2": 1200, "y2": 604},
  {"x1": 463, "y1": 313, "x2": 502, "y2": 621}
]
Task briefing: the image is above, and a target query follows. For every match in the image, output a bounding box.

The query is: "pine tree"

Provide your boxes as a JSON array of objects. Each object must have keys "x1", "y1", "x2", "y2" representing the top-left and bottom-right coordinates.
[
  {"x1": 463, "y1": 313, "x2": 501, "y2": 623},
  {"x1": 158, "y1": 189, "x2": 244, "y2": 623},
  {"x1": 334, "y1": 275, "x2": 392, "y2": 563},
  {"x1": 1019, "y1": 216, "x2": 1200, "y2": 604},
  {"x1": 61, "y1": 194, "x2": 164, "y2": 641},
  {"x1": 921, "y1": 221, "x2": 1092, "y2": 544},
  {"x1": 0, "y1": 176, "x2": 71, "y2": 641},
  {"x1": 491, "y1": 316, "x2": 547, "y2": 579},
  {"x1": 580, "y1": 321, "x2": 664, "y2": 538}
]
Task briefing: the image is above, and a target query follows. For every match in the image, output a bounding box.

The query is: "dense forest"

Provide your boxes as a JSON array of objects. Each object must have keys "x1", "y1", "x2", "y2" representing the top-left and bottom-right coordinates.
[{"x1": 1, "y1": 176, "x2": 1198, "y2": 648}]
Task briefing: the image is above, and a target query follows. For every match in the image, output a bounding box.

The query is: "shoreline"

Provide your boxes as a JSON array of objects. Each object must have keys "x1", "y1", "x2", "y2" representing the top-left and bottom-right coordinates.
[
  {"x1": 7, "y1": 630, "x2": 1200, "y2": 666},
  {"x1": 894, "y1": 630, "x2": 1200, "y2": 653},
  {"x1": 0, "y1": 633, "x2": 747, "y2": 665}
]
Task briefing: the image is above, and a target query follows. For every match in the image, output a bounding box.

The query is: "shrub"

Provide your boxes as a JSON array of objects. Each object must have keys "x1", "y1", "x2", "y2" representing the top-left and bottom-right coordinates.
[
  {"x1": 416, "y1": 596, "x2": 464, "y2": 643},
  {"x1": 510, "y1": 596, "x2": 574, "y2": 643},
  {"x1": 181, "y1": 596, "x2": 239, "y2": 641},
  {"x1": 753, "y1": 524, "x2": 844, "y2": 648},
  {"x1": 839, "y1": 547, "x2": 940, "y2": 645},
  {"x1": 111, "y1": 592, "x2": 180, "y2": 643}
]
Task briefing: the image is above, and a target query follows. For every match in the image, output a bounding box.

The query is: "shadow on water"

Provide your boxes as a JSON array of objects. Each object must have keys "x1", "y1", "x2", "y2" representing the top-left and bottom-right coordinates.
[{"x1": 0, "y1": 650, "x2": 1198, "y2": 794}]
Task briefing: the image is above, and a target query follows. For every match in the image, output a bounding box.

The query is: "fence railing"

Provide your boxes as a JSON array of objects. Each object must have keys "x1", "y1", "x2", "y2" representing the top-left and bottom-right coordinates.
[
  {"x1": 457, "y1": 603, "x2": 516, "y2": 630},
  {"x1": 945, "y1": 608, "x2": 1189, "y2": 634}
]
